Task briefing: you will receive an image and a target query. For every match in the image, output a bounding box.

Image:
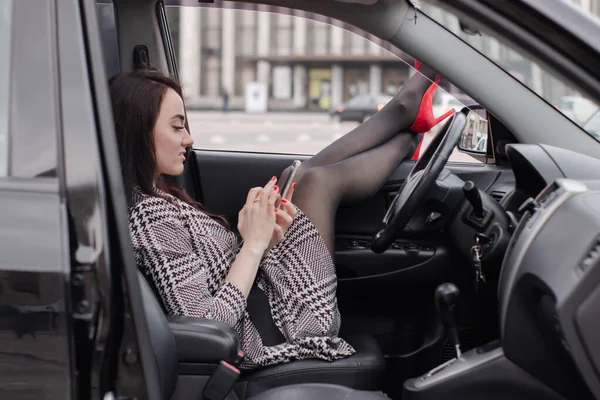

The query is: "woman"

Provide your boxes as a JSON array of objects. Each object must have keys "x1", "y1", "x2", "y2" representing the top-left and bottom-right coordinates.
[{"x1": 109, "y1": 63, "x2": 452, "y2": 370}]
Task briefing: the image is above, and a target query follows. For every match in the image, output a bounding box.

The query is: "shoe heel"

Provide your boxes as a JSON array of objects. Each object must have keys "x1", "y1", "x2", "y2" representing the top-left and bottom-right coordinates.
[{"x1": 408, "y1": 75, "x2": 454, "y2": 133}]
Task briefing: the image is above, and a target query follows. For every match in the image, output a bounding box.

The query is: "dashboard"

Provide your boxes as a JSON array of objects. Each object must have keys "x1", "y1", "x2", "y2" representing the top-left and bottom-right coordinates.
[
  {"x1": 504, "y1": 143, "x2": 600, "y2": 206},
  {"x1": 497, "y1": 144, "x2": 600, "y2": 400}
]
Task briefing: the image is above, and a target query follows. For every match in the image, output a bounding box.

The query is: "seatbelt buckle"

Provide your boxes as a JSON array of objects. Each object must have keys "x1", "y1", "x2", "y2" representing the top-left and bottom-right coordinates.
[
  {"x1": 201, "y1": 360, "x2": 241, "y2": 400},
  {"x1": 233, "y1": 351, "x2": 245, "y2": 367}
]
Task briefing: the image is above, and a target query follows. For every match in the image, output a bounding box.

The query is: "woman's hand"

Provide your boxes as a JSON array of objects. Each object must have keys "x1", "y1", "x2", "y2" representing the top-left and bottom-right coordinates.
[
  {"x1": 237, "y1": 177, "x2": 279, "y2": 255},
  {"x1": 265, "y1": 183, "x2": 298, "y2": 254}
]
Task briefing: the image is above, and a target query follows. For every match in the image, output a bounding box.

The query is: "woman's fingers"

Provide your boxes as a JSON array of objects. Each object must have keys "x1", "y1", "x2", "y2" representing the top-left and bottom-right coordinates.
[
  {"x1": 276, "y1": 206, "x2": 294, "y2": 227},
  {"x1": 258, "y1": 177, "x2": 277, "y2": 208},
  {"x1": 268, "y1": 192, "x2": 280, "y2": 209},
  {"x1": 273, "y1": 224, "x2": 284, "y2": 242},
  {"x1": 280, "y1": 199, "x2": 298, "y2": 219},
  {"x1": 246, "y1": 186, "x2": 263, "y2": 206}
]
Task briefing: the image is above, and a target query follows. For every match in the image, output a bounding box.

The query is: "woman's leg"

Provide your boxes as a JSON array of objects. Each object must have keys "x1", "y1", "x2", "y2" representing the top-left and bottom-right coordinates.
[
  {"x1": 280, "y1": 64, "x2": 439, "y2": 184},
  {"x1": 292, "y1": 132, "x2": 417, "y2": 254}
]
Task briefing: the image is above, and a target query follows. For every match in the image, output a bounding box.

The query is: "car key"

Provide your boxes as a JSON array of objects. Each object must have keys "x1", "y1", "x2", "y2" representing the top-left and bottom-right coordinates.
[{"x1": 470, "y1": 238, "x2": 486, "y2": 294}]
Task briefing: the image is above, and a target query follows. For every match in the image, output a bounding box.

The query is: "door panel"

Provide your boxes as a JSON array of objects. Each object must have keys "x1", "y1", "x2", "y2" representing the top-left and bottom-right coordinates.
[
  {"x1": 191, "y1": 148, "x2": 511, "y2": 380},
  {"x1": 192, "y1": 148, "x2": 507, "y2": 288},
  {"x1": 192, "y1": 149, "x2": 508, "y2": 291},
  {"x1": 0, "y1": 2, "x2": 75, "y2": 398},
  {"x1": 191, "y1": 150, "x2": 311, "y2": 219},
  {"x1": 193, "y1": 149, "x2": 505, "y2": 225},
  {"x1": 0, "y1": 180, "x2": 73, "y2": 400}
]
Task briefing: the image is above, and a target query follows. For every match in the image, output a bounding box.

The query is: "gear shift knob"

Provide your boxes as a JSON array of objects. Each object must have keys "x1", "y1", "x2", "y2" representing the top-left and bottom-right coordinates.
[
  {"x1": 462, "y1": 181, "x2": 484, "y2": 219},
  {"x1": 434, "y1": 283, "x2": 462, "y2": 358}
]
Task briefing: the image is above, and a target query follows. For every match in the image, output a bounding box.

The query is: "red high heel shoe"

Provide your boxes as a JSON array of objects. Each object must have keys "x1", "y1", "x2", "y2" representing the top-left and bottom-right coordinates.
[
  {"x1": 409, "y1": 76, "x2": 455, "y2": 133},
  {"x1": 409, "y1": 60, "x2": 455, "y2": 160},
  {"x1": 410, "y1": 134, "x2": 424, "y2": 161}
]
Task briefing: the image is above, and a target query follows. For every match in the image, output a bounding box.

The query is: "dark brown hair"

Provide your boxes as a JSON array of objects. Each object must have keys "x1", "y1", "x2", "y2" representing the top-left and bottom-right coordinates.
[{"x1": 109, "y1": 69, "x2": 229, "y2": 228}]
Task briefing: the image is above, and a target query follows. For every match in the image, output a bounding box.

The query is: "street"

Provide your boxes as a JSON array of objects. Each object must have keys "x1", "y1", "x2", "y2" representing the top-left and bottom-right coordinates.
[{"x1": 186, "y1": 111, "x2": 479, "y2": 163}]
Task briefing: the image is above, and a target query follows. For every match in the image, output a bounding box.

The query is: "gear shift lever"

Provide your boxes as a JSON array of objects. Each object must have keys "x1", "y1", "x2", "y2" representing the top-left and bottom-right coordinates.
[
  {"x1": 463, "y1": 181, "x2": 484, "y2": 219},
  {"x1": 435, "y1": 283, "x2": 462, "y2": 359}
]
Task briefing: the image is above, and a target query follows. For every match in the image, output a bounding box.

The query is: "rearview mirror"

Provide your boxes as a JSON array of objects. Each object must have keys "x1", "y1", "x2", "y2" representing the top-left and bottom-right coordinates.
[{"x1": 457, "y1": 108, "x2": 489, "y2": 154}]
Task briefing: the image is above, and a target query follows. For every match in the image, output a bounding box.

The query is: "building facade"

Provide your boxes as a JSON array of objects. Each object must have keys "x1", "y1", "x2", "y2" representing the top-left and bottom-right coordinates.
[
  {"x1": 169, "y1": 1, "x2": 600, "y2": 112},
  {"x1": 168, "y1": 5, "x2": 414, "y2": 111}
]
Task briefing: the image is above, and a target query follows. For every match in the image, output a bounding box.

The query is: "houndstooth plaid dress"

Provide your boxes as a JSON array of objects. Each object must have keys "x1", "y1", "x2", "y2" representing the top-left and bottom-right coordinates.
[{"x1": 128, "y1": 188, "x2": 355, "y2": 370}]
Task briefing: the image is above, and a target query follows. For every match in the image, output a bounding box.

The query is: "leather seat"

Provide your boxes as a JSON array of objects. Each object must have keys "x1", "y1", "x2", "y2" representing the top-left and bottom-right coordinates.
[
  {"x1": 247, "y1": 384, "x2": 389, "y2": 400},
  {"x1": 138, "y1": 272, "x2": 387, "y2": 399},
  {"x1": 238, "y1": 333, "x2": 384, "y2": 398}
]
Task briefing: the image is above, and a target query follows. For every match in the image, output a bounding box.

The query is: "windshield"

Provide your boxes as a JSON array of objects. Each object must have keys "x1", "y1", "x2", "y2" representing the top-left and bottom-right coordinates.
[
  {"x1": 420, "y1": 1, "x2": 600, "y2": 142},
  {"x1": 584, "y1": 111, "x2": 600, "y2": 139}
]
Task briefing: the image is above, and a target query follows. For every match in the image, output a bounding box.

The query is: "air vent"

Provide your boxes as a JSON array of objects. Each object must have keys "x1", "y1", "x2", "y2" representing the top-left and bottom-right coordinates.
[
  {"x1": 490, "y1": 191, "x2": 506, "y2": 203},
  {"x1": 537, "y1": 189, "x2": 558, "y2": 209},
  {"x1": 579, "y1": 236, "x2": 600, "y2": 275}
]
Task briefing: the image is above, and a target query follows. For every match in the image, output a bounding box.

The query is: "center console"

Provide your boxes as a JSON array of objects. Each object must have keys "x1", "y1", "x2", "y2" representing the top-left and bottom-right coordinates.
[
  {"x1": 402, "y1": 343, "x2": 562, "y2": 400},
  {"x1": 403, "y1": 179, "x2": 600, "y2": 400},
  {"x1": 402, "y1": 281, "x2": 564, "y2": 400}
]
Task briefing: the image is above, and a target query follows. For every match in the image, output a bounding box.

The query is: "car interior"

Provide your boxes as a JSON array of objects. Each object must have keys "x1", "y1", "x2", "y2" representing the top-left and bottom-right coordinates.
[{"x1": 86, "y1": 0, "x2": 600, "y2": 399}]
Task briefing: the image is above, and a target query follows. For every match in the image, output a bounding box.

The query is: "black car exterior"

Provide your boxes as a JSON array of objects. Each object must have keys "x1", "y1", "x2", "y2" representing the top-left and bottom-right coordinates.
[
  {"x1": 0, "y1": 1, "x2": 148, "y2": 399},
  {"x1": 330, "y1": 94, "x2": 393, "y2": 123}
]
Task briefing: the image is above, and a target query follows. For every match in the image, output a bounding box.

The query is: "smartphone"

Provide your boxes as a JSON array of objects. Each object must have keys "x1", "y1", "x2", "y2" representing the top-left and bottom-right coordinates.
[{"x1": 277, "y1": 160, "x2": 301, "y2": 207}]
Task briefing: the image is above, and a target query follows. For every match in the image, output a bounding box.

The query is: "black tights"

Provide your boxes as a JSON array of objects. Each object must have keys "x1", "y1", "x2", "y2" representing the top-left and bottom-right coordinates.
[
  {"x1": 283, "y1": 64, "x2": 440, "y2": 255},
  {"x1": 292, "y1": 133, "x2": 416, "y2": 254}
]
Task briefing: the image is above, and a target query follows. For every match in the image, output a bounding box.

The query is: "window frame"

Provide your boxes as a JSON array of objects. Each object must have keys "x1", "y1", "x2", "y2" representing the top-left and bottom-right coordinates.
[
  {"x1": 4, "y1": 0, "x2": 61, "y2": 179},
  {"x1": 0, "y1": 0, "x2": 12, "y2": 177},
  {"x1": 159, "y1": 3, "x2": 489, "y2": 164}
]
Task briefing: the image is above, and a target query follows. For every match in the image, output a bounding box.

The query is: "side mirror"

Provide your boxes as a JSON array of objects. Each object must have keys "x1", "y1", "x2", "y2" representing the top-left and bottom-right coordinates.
[{"x1": 457, "y1": 106, "x2": 490, "y2": 155}]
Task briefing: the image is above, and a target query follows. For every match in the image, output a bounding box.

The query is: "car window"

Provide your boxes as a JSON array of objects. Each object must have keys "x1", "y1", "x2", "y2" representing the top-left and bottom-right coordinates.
[
  {"x1": 97, "y1": 1, "x2": 120, "y2": 77},
  {"x1": 165, "y1": 4, "x2": 482, "y2": 163},
  {"x1": 376, "y1": 95, "x2": 393, "y2": 104},
  {"x1": 4, "y1": 0, "x2": 58, "y2": 178},
  {"x1": 559, "y1": 99, "x2": 575, "y2": 111},
  {"x1": 422, "y1": 2, "x2": 600, "y2": 141},
  {"x1": 346, "y1": 95, "x2": 372, "y2": 107},
  {"x1": 0, "y1": 0, "x2": 11, "y2": 177},
  {"x1": 584, "y1": 111, "x2": 600, "y2": 138},
  {"x1": 448, "y1": 99, "x2": 463, "y2": 107}
]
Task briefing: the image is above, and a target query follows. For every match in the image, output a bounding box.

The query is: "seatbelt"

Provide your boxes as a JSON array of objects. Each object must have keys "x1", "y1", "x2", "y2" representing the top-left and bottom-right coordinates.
[
  {"x1": 201, "y1": 351, "x2": 245, "y2": 400},
  {"x1": 201, "y1": 361, "x2": 241, "y2": 400},
  {"x1": 246, "y1": 285, "x2": 286, "y2": 346}
]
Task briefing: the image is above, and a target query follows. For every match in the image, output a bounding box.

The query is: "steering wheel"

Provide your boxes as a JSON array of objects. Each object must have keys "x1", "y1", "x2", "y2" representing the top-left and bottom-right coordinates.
[{"x1": 371, "y1": 112, "x2": 467, "y2": 253}]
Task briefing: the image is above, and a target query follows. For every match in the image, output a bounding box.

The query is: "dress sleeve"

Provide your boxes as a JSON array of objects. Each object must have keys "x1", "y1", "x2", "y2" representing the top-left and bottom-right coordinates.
[{"x1": 129, "y1": 200, "x2": 246, "y2": 327}]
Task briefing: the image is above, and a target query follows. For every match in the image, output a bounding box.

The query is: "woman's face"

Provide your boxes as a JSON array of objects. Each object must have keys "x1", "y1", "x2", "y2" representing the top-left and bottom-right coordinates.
[{"x1": 153, "y1": 88, "x2": 194, "y2": 177}]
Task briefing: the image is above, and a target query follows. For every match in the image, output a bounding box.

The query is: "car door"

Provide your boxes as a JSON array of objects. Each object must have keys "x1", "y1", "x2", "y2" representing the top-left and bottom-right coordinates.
[
  {"x1": 0, "y1": 1, "x2": 74, "y2": 399},
  {"x1": 160, "y1": 2, "x2": 511, "y2": 382}
]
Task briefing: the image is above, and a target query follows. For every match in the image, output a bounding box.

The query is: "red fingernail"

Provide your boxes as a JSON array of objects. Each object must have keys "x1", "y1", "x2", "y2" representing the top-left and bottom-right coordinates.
[
  {"x1": 292, "y1": 183, "x2": 297, "y2": 189},
  {"x1": 281, "y1": 198, "x2": 287, "y2": 204},
  {"x1": 274, "y1": 208, "x2": 278, "y2": 212},
  {"x1": 273, "y1": 185, "x2": 278, "y2": 191},
  {"x1": 271, "y1": 176, "x2": 276, "y2": 181}
]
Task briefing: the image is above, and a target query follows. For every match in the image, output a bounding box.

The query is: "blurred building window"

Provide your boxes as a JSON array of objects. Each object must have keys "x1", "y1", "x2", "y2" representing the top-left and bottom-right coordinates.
[
  {"x1": 310, "y1": 19, "x2": 329, "y2": 56},
  {"x1": 201, "y1": 8, "x2": 222, "y2": 97},
  {"x1": 236, "y1": 9, "x2": 256, "y2": 56},
  {"x1": 274, "y1": 12, "x2": 293, "y2": 56}
]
